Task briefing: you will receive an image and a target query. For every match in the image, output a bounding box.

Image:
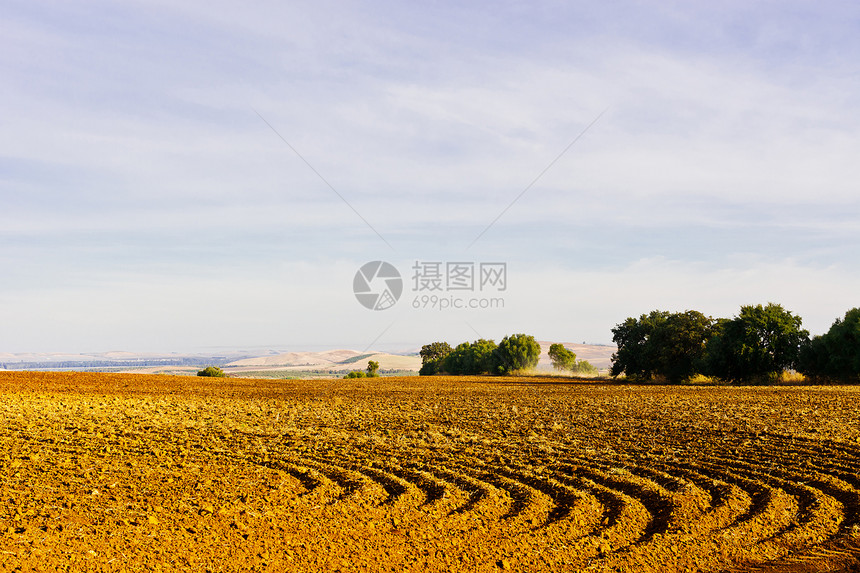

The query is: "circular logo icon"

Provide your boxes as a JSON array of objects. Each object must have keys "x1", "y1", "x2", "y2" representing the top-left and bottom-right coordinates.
[{"x1": 353, "y1": 261, "x2": 403, "y2": 310}]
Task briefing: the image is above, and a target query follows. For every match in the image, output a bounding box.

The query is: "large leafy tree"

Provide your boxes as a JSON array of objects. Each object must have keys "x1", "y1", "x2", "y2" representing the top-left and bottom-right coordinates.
[
  {"x1": 703, "y1": 303, "x2": 809, "y2": 384},
  {"x1": 798, "y1": 308, "x2": 860, "y2": 382},
  {"x1": 649, "y1": 310, "x2": 715, "y2": 383},
  {"x1": 469, "y1": 338, "x2": 498, "y2": 374},
  {"x1": 548, "y1": 343, "x2": 577, "y2": 371},
  {"x1": 611, "y1": 310, "x2": 713, "y2": 383},
  {"x1": 443, "y1": 342, "x2": 473, "y2": 374},
  {"x1": 419, "y1": 341, "x2": 452, "y2": 375},
  {"x1": 610, "y1": 311, "x2": 668, "y2": 380},
  {"x1": 443, "y1": 339, "x2": 497, "y2": 375},
  {"x1": 493, "y1": 334, "x2": 541, "y2": 374}
]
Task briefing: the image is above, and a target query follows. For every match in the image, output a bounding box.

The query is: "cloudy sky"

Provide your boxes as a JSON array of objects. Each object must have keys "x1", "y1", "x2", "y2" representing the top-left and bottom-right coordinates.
[{"x1": 2, "y1": 0, "x2": 859, "y2": 354}]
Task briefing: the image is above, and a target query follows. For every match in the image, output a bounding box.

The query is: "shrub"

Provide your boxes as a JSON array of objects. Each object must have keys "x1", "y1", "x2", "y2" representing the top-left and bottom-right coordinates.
[
  {"x1": 572, "y1": 359, "x2": 598, "y2": 375},
  {"x1": 344, "y1": 370, "x2": 367, "y2": 379},
  {"x1": 197, "y1": 366, "x2": 227, "y2": 378}
]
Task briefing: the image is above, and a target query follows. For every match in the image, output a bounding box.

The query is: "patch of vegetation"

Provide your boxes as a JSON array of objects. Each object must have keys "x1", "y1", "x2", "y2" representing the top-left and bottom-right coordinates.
[
  {"x1": 419, "y1": 342, "x2": 452, "y2": 375},
  {"x1": 798, "y1": 307, "x2": 860, "y2": 383},
  {"x1": 494, "y1": 334, "x2": 540, "y2": 374},
  {"x1": 548, "y1": 343, "x2": 577, "y2": 371},
  {"x1": 419, "y1": 334, "x2": 541, "y2": 376},
  {"x1": 608, "y1": 303, "x2": 856, "y2": 384},
  {"x1": 344, "y1": 360, "x2": 380, "y2": 379},
  {"x1": 611, "y1": 310, "x2": 714, "y2": 383},
  {"x1": 339, "y1": 353, "x2": 375, "y2": 365},
  {"x1": 197, "y1": 366, "x2": 227, "y2": 378}
]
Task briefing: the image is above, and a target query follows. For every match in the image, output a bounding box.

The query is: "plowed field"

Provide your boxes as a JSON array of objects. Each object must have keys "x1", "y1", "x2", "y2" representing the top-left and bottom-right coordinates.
[{"x1": 2, "y1": 372, "x2": 860, "y2": 572}]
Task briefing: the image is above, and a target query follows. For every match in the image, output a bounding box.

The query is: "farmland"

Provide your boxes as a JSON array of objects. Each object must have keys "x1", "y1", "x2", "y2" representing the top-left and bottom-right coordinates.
[{"x1": 1, "y1": 372, "x2": 860, "y2": 572}]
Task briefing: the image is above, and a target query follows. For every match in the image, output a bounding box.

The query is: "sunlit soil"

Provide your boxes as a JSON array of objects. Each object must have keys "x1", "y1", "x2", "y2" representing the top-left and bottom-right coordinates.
[{"x1": 2, "y1": 371, "x2": 860, "y2": 572}]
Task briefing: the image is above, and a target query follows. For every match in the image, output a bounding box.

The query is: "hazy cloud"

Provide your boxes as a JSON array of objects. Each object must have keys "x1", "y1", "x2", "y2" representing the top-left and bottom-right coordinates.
[{"x1": 2, "y1": 0, "x2": 859, "y2": 352}]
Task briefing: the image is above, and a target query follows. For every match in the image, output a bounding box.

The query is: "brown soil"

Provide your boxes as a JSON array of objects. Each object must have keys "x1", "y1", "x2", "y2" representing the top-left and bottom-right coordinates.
[{"x1": 1, "y1": 372, "x2": 860, "y2": 572}]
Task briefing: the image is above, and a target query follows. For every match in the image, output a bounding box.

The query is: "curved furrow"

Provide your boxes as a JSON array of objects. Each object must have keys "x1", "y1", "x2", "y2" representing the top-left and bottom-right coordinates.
[
  {"x1": 630, "y1": 457, "x2": 803, "y2": 569},
  {"x1": 360, "y1": 459, "x2": 469, "y2": 517},
  {"x1": 301, "y1": 454, "x2": 397, "y2": 506},
  {"x1": 189, "y1": 444, "x2": 338, "y2": 498},
  {"x1": 494, "y1": 462, "x2": 603, "y2": 531},
  {"x1": 751, "y1": 445, "x2": 860, "y2": 481},
  {"x1": 649, "y1": 460, "x2": 757, "y2": 532},
  {"x1": 741, "y1": 434, "x2": 860, "y2": 469},
  {"x1": 315, "y1": 453, "x2": 419, "y2": 506},
  {"x1": 689, "y1": 460, "x2": 806, "y2": 549},
  {"x1": 455, "y1": 461, "x2": 554, "y2": 525},
  {"x1": 595, "y1": 461, "x2": 820, "y2": 573},
  {"x1": 554, "y1": 462, "x2": 676, "y2": 542},
  {"x1": 709, "y1": 439, "x2": 860, "y2": 533},
  {"x1": 553, "y1": 472, "x2": 653, "y2": 552},
  {"x1": 622, "y1": 464, "x2": 693, "y2": 492},
  {"x1": 424, "y1": 465, "x2": 498, "y2": 514},
  {"x1": 715, "y1": 475, "x2": 860, "y2": 573},
  {"x1": 799, "y1": 473, "x2": 860, "y2": 538},
  {"x1": 569, "y1": 454, "x2": 720, "y2": 534},
  {"x1": 697, "y1": 454, "x2": 845, "y2": 551},
  {"x1": 296, "y1": 456, "x2": 373, "y2": 501},
  {"x1": 620, "y1": 463, "x2": 717, "y2": 534},
  {"x1": 552, "y1": 464, "x2": 654, "y2": 544},
  {"x1": 733, "y1": 439, "x2": 860, "y2": 502},
  {"x1": 700, "y1": 431, "x2": 860, "y2": 479},
  {"x1": 388, "y1": 461, "x2": 451, "y2": 507},
  {"x1": 242, "y1": 454, "x2": 332, "y2": 498},
  {"x1": 783, "y1": 434, "x2": 860, "y2": 468}
]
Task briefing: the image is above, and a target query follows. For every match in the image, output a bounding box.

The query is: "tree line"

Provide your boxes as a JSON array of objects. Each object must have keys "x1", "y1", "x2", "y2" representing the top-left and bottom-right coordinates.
[
  {"x1": 419, "y1": 334, "x2": 597, "y2": 376},
  {"x1": 611, "y1": 304, "x2": 860, "y2": 384},
  {"x1": 419, "y1": 334, "x2": 542, "y2": 375}
]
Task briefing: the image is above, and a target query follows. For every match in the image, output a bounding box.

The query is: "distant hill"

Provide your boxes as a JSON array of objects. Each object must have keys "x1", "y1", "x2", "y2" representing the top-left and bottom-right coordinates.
[
  {"x1": 0, "y1": 351, "x2": 238, "y2": 371},
  {"x1": 536, "y1": 342, "x2": 616, "y2": 370},
  {"x1": 223, "y1": 343, "x2": 616, "y2": 374},
  {"x1": 225, "y1": 350, "x2": 421, "y2": 373},
  {"x1": 0, "y1": 342, "x2": 616, "y2": 375}
]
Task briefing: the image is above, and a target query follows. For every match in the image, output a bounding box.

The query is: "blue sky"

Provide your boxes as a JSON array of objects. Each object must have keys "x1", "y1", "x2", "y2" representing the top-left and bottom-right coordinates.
[{"x1": 2, "y1": 0, "x2": 859, "y2": 354}]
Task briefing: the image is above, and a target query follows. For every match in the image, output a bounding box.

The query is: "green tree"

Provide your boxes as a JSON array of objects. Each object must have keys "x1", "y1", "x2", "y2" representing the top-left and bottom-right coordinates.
[
  {"x1": 468, "y1": 338, "x2": 497, "y2": 374},
  {"x1": 366, "y1": 360, "x2": 380, "y2": 377},
  {"x1": 798, "y1": 308, "x2": 860, "y2": 382},
  {"x1": 610, "y1": 311, "x2": 669, "y2": 379},
  {"x1": 493, "y1": 334, "x2": 541, "y2": 374},
  {"x1": 443, "y1": 339, "x2": 497, "y2": 375},
  {"x1": 611, "y1": 310, "x2": 713, "y2": 383},
  {"x1": 197, "y1": 366, "x2": 227, "y2": 378},
  {"x1": 344, "y1": 370, "x2": 367, "y2": 379},
  {"x1": 419, "y1": 342, "x2": 452, "y2": 376},
  {"x1": 650, "y1": 310, "x2": 715, "y2": 383},
  {"x1": 548, "y1": 343, "x2": 577, "y2": 371},
  {"x1": 443, "y1": 342, "x2": 472, "y2": 375},
  {"x1": 703, "y1": 303, "x2": 809, "y2": 384}
]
